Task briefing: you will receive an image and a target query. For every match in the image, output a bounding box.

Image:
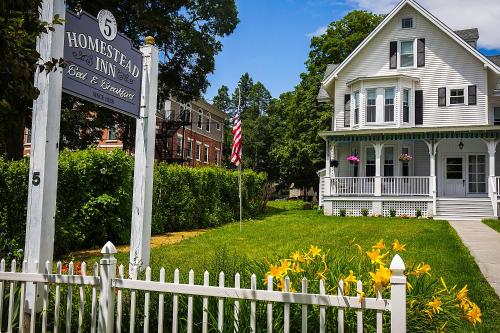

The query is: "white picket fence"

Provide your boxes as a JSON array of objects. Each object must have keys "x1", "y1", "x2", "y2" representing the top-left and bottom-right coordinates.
[{"x1": 0, "y1": 242, "x2": 407, "y2": 332}]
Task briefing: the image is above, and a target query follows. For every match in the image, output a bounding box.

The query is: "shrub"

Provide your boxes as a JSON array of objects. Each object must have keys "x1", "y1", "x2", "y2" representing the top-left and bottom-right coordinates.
[
  {"x1": 361, "y1": 208, "x2": 369, "y2": 216},
  {"x1": 0, "y1": 148, "x2": 267, "y2": 256},
  {"x1": 389, "y1": 208, "x2": 396, "y2": 217},
  {"x1": 339, "y1": 209, "x2": 347, "y2": 217},
  {"x1": 416, "y1": 209, "x2": 422, "y2": 218}
]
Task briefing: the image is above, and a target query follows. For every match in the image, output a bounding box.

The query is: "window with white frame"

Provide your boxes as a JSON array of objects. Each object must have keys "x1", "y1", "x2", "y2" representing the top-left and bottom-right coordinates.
[
  {"x1": 204, "y1": 145, "x2": 209, "y2": 163},
  {"x1": 215, "y1": 148, "x2": 220, "y2": 165},
  {"x1": 354, "y1": 91, "x2": 360, "y2": 125},
  {"x1": 176, "y1": 136, "x2": 182, "y2": 155},
  {"x1": 187, "y1": 139, "x2": 193, "y2": 158},
  {"x1": 401, "y1": 17, "x2": 414, "y2": 29},
  {"x1": 384, "y1": 88, "x2": 395, "y2": 122},
  {"x1": 400, "y1": 41, "x2": 414, "y2": 67},
  {"x1": 403, "y1": 89, "x2": 410, "y2": 123},
  {"x1": 365, "y1": 147, "x2": 376, "y2": 177},
  {"x1": 450, "y1": 88, "x2": 465, "y2": 105},
  {"x1": 495, "y1": 107, "x2": 500, "y2": 125},
  {"x1": 383, "y1": 147, "x2": 394, "y2": 176},
  {"x1": 366, "y1": 89, "x2": 376, "y2": 123},
  {"x1": 197, "y1": 111, "x2": 203, "y2": 128},
  {"x1": 196, "y1": 142, "x2": 201, "y2": 160},
  {"x1": 205, "y1": 114, "x2": 211, "y2": 132}
]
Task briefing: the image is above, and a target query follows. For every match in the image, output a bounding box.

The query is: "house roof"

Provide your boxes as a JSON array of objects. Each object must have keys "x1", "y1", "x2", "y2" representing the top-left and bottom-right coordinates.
[
  {"x1": 487, "y1": 55, "x2": 500, "y2": 67},
  {"x1": 454, "y1": 28, "x2": 479, "y2": 42},
  {"x1": 321, "y1": 0, "x2": 500, "y2": 88},
  {"x1": 317, "y1": 64, "x2": 339, "y2": 102}
]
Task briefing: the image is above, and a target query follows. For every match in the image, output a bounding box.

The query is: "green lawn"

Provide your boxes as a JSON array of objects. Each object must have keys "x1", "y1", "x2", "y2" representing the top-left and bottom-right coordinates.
[
  {"x1": 83, "y1": 201, "x2": 500, "y2": 331},
  {"x1": 483, "y1": 218, "x2": 500, "y2": 233}
]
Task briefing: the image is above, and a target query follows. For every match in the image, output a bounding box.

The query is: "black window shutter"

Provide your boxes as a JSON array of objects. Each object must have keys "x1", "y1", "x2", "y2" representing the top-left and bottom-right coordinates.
[
  {"x1": 390, "y1": 41, "x2": 397, "y2": 69},
  {"x1": 344, "y1": 94, "x2": 351, "y2": 127},
  {"x1": 417, "y1": 39, "x2": 425, "y2": 67},
  {"x1": 468, "y1": 85, "x2": 477, "y2": 105},
  {"x1": 415, "y1": 90, "x2": 423, "y2": 125},
  {"x1": 438, "y1": 87, "x2": 446, "y2": 106}
]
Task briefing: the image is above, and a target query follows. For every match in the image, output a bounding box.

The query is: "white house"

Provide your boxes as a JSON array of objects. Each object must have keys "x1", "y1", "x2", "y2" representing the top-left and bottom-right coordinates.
[{"x1": 317, "y1": 0, "x2": 500, "y2": 219}]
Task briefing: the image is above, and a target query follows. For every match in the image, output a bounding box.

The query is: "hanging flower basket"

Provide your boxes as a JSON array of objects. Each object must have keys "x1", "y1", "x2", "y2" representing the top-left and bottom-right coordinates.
[
  {"x1": 399, "y1": 153, "x2": 413, "y2": 162},
  {"x1": 347, "y1": 155, "x2": 360, "y2": 165}
]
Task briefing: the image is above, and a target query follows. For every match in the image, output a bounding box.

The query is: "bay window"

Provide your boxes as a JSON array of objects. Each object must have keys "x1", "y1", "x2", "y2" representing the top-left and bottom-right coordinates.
[
  {"x1": 354, "y1": 91, "x2": 360, "y2": 125},
  {"x1": 403, "y1": 89, "x2": 410, "y2": 123},
  {"x1": 384, "y1": 88, "x2": 395, "y2": 122},
  {"x1": 366, "y1": 89, "x2": 376, "y2": 123}
]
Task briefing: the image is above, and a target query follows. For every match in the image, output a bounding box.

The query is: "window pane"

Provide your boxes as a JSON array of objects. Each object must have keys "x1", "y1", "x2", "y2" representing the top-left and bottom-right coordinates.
[
  {"x1": 366, "y1": 148, "x2": 375, "y2": 162},
  {"x1": 385, "y1": 88, "x2": 394, "y2": 122},
  {"x1": 354, "y1": 92, "x2": 360, "y2": 124},
  {"x1": 401, "y1": 41, "x2": 413, "y2": 54},
  {"x1": 384, "y1": 147, "x2": 394, "y2": 164},
  {"x1": 401, "y1": 54, "x2": 414, "y2": 67},
  {"x1": 367, "y1": 89, "x2": 376, "y2": 123},
  {"x1": 402, "y1": 18, "x2": 413, "y2": 29}
]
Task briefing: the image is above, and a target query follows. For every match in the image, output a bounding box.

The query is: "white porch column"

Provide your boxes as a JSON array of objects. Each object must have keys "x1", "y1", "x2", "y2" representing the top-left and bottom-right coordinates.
[
  {"x1": 324, "y1": 139, "x2": 332, "y2": 196},
  {"x1": 425, "y1": 140, "x2": 441, "y2": 216},
  {"x1": 484, "y1": 139, "x2": 498, "y2": 217},
  {"x1": 373, "y1": 143, "x2": 383, "y2": 196}
]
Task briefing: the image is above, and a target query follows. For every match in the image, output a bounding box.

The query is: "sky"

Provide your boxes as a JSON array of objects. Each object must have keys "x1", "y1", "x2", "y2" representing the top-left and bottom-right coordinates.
[{"x1": 204, "y1": 0, "x2": 500, "y2": 101}]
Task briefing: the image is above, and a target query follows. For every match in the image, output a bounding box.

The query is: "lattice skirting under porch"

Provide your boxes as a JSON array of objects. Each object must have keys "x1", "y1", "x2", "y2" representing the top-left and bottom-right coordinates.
[
  {"x1": 330, "y1": 201, "x2": 373, "y2": 216},
  {"x1": 382, "y1": 201, "x2": 429, "y2": 217},
  {"x1": 327, "y1": 200, "x2": 430, "y2": 217}
]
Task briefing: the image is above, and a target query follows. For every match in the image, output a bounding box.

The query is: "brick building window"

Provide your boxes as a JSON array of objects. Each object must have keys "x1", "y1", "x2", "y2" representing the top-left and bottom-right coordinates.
[
  {"x1": 215, "y1": 148, "x2": 220, "y2": 165},
  {"x1": 187, "y1": 139, "x2": 193, "y2": 158},
  {"x1": 204, "y1": 145, "x2": 209, "y2": 163},
  {"x1": 205, "y1": 114, "x2": 211, "y2": 132},
  {"x1": 196, "y1": 142, "x2": 201, "y2": 161},
  {"x1": 176, "y1": 136, "x2": 182, "y2": 155}
]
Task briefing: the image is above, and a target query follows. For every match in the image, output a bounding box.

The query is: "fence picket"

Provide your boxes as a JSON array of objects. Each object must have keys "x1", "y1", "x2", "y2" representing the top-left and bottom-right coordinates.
[
  {"x1": 54, "y1": 261, "x2": 62, "y2": 333},
  {"x1": 267, "y1": 275, "x2": 273, "y2": 333},
  {"x1": 18, "y1": 261, "x2": 27, "y2": 333},
  {"x1": 65, "y1": 261, "x2": 74, "y2": 333},
  {"x1": 172, "y1": 269, "x2": 179, "y2": 333},
  {"x1": 144, "y1": 267, "x2": 152, "y2": 333},
  {"x1": 319, "y1": 279, "x2": 325, "y2": 333},
  {"x1": 158, "y1": 268, "x2": 165, "y2": 333},
  {"x1": 376, "y1": 286, "x2": 382, "y2": 333},
  {"x1": 202, "y1": 271, "x2": 209, "y2": 333},
  {"x1": 90, "y1": 263, "x2": 99, "y2": 333},
  {"x1": 338, "y1": 280, "x2": 344, "y2": 333},
  {"x1": 301, "y1": 277, "x2": 307, "y2": 333},
  {"x1": 187, "y1": 270, "x2": 194, "y2": 333},
  {"x1": 29, "y1": 261, "x2": 39, "y2": 333},
  {"x1": 250, "y1": 274, "x2": 257, "y2": 332},
  {"x1": 129, "y1": 265, "x2": 138, "y2": 333},
  {"x1": 356, "y1": 280, "x2": 363, "y2": 333},
  {"x1": 116, "y1": 265, "x2": 124, "y2": 333},
  {"x1": 283, "y1": 277, "x2": 290, "y2": 333},
  {"x1": 218, "y1": 272, "x2": 225, "y2": 332},
  {"x1": 0, "y1": 259, "x2": 4, "y2": 330},
  {"x1": 7, "y1": 259, "x2": 16, "y2": 333},
  {"x1": 232, "y1": 273, "x2": 239, "y2": 333},
  {"x1": 42, "y1": 261, "x2": 50, "y2": 333},
  {"x1": 78, "y1": 262, "x2": 86, "y2": 333}
]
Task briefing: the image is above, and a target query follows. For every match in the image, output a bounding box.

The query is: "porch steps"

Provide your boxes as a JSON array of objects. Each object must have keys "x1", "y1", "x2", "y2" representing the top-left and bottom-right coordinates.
[{"x1": 434, "y1": 198, "x2": 494, "y2": 220}]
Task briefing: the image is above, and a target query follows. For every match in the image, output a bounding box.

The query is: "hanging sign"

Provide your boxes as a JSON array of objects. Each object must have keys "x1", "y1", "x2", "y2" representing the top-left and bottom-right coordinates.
[{"x1": 62, "y1": 9, "x2": 142, "y2": 118}]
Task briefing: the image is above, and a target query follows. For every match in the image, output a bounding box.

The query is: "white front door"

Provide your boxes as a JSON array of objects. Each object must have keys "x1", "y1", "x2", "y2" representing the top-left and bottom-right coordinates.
[{"x1": 444, "y1": 156, "x2": 466, "y2": 197}]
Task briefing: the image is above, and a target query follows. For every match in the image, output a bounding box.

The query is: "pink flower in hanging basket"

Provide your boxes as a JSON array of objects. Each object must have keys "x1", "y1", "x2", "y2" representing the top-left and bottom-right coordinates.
[
  {"x1": 346, "y1": 155, "x2": 360, "y2": 164},
  {"x1": 399, "y1": 154, "x2": 413, "y2": 162}
]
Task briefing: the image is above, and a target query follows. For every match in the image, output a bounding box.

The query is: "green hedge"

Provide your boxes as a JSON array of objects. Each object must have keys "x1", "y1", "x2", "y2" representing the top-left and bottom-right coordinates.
[{"x1": 0, "y1": 148, "x2": 267, "y2": 256}]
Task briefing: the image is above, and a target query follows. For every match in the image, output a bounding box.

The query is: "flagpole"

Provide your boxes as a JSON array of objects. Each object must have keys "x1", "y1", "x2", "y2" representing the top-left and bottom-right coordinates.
[{"x1": 237, "y1": 87, "x2": 242, "y2": 232}]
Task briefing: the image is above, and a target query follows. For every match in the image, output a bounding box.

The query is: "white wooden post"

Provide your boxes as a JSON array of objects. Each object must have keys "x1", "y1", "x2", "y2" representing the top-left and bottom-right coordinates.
[
  {"x1": 98, "y1": 242, "x2": 117, "y2": 333},
  {"x1": 484, "y1": 139, "x2": 498, "y2": 217},
  {"x1": 130, "y1": 36, "x2": 159, "y2": 271},
  {"x1": 373, "y1": 143, "x2": 383, "y2": 196},
  {"x1": 324, "y1": 140, "x2": 332, "y2": 196},
  {"x1": 425, "y1": 140, "x2": 440, "y2": 216},
  {"x1": 390, "y1": 255, "x2": 406, "y2": 333},
  {"x1": 24, "y1": 0, "x2": 65, "y2": 310}
]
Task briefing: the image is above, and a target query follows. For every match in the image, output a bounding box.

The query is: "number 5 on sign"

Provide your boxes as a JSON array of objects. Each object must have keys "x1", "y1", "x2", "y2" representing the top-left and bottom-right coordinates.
[{"x1": 97, "y1": 10, "x2": 117, "y2": 41}]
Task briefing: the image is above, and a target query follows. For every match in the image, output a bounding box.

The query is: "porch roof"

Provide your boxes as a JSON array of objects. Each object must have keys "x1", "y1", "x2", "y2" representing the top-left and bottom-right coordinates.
[{"x1": 319, "y1": 125, "x2": 500, "y2": 142}]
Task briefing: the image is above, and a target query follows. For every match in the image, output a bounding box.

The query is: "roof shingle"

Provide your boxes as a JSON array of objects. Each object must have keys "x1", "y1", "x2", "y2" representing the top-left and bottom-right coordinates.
[{"x1": 454, "y1": 28, "x2": 479, "y2": 41}]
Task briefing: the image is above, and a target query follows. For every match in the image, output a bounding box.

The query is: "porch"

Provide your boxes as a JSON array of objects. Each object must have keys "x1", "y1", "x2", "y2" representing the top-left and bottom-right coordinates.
[{"x1": 318, "y1": 126, "x2": 500, "y2": 218}]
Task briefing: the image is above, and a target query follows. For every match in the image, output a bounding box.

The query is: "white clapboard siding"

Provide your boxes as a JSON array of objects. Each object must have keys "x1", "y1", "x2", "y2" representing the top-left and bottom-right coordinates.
[
  {"x1": 334, "y1": 4, "x2": 488, "y2": 130},
  {"x1": 0, "y1": 243, "x2": 407, "y2": 332}
]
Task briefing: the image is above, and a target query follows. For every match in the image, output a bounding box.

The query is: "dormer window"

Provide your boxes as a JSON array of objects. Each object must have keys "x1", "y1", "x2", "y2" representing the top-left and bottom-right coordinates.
[
  {"x1": 402, "y1": 17, "x2": 413, "y2": 29},
  {"x1": 400, "y1": 41, "x2": 414, "y2": 67}
]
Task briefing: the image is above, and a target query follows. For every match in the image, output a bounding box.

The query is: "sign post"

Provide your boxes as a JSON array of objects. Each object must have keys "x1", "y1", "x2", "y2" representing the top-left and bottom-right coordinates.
[
  {"x1": 24, "y1": 0, "x2": 65, "y2": 310},
  {"x1": 129, "y1": 36, "x2": 159, "y2": 271}
]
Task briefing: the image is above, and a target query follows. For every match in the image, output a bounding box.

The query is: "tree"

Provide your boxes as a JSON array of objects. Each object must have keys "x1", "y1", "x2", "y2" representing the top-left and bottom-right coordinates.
[
  {"x1": 272, "y1": 11, "x2": 384, "y2": 189},
  {"x1": 1, "y1": 0, "x2": 239, "y2": 159}
]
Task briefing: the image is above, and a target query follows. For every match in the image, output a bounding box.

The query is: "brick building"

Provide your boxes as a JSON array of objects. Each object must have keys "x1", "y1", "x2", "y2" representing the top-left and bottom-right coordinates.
[{"x1": 23, "y1": 98, "x2": 228, "y2": 167}]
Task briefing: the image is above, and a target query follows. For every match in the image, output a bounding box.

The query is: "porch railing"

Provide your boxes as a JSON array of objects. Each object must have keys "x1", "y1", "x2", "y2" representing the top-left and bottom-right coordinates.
[
  {"x1": 381, "y1": 177, "x2": 431, "y2": 196},
  {"x1": 328, "y1": 177, "x2": 431, "y2": 197},
  {"x1": 496, "y1": 176, "x2": 500, "y2": 197},
  {"x1": 331, "y1": 177, "x2": 375, "y2": 196}
]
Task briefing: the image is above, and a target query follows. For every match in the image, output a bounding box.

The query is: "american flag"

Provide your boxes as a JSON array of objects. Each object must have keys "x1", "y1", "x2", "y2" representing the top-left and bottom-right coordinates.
[{"x1": 230, "y1": 112, "x2": 242, "y2": 166}]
